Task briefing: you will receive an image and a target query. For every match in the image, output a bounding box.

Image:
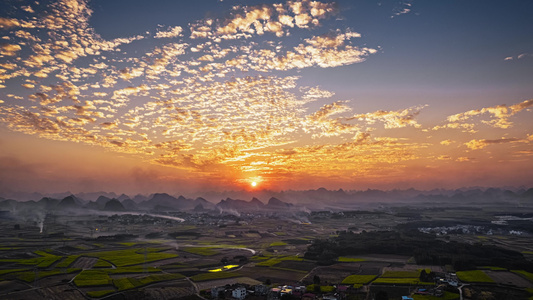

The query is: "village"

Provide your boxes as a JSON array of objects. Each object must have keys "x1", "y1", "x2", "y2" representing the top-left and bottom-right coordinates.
[{"x1": 205, "y1": 271, "x2": 460, "y2": 300}]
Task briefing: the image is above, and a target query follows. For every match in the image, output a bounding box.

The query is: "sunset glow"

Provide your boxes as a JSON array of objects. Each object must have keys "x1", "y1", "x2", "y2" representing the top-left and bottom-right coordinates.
[{"x1": 0, "y1": 0, "x2": 532, "y2": 196}]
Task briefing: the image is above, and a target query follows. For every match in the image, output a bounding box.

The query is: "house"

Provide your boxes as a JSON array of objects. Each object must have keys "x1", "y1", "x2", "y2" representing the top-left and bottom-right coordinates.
[
  {"x1": 232, "y1": 286, "x2": 247, "y2": 300},
  {"x1": 281, "y1": 285, "x2": 293, "y2": 296},
  {"x1": 254, "y1": 284, "x2": 269, "y2": 296},
  {"x1": 232, "y1": 287, "x2": 246, "y2": 299},
  {"x1": 211, "y1": 286, "x2": 225, "y2": 299}
]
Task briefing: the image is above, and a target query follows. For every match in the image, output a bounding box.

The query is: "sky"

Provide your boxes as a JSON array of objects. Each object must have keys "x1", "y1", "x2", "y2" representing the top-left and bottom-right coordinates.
[{"x1": 0, "y1": 0, "x2": 532, "y2": 196}]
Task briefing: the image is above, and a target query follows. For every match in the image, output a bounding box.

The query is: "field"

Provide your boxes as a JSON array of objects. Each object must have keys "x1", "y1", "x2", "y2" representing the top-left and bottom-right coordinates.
[
  {"x1": 84, "y1": 248, "x2": 178, "y2": 266},
  {"x1": 181, "y1": 247, "x2": 219, "y2": 256},
  {"x1": 412, "y1": 291, "x2": 460, "y2": 300},
  {"x1": 486, "y1": 270, "x2": 533, "y2": 287},
  {"x1": 338, "y1": 256, "x2": 366, "y2": 262},
  {"x1": 1, "y1": 204, "x2": 533, "y2": 299},
  {"x1": 341, "y1": 274, "x2": 376, "y2": 284},
  {"x1": 456, "y1": 270, "x2": 495, "y2": 283},
  {"x1": 190, "y1": 272, "x2": 242, "y2": 281}
]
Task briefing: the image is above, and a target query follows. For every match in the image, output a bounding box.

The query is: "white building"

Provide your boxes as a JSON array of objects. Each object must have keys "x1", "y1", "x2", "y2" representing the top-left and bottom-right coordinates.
[{"x1": 232, "y1": 286, "x2": 246, "y2": 300}]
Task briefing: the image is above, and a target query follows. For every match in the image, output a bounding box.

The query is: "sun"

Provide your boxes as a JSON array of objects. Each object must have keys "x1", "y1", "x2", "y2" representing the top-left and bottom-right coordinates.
[{"x1": 251, "y1": 181, "x2": 257, "y2": 187}]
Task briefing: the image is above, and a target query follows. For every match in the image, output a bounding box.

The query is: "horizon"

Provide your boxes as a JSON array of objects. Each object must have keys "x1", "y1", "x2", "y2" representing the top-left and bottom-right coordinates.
[
  {"x1": 2, "y1": 185, "x2": 532, "y2": 203},
  {"x1": 1, "y1": 0, "x2": 533, "y2": 196}
]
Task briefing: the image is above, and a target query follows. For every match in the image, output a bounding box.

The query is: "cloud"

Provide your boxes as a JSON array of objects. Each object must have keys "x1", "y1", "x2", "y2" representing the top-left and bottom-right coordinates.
[
  {"x1": 391, "y1": 2, "x2": 412, "y2": 18},
  {"x1": 0, "y1": 0, "x2": 438, "y2": 184},
  {"x1": 445, "y1": 99, "x2": 533, "y2": 129},
  {"x1": 154, "y1": 26, "x2": 183, "y2": 39},
  {"x1": 301, "y1": 86, "x2": 335, "y2": 100},
  {"x1": 349, "y1": 105, "x2": 426, "y2": 129},
  {"x1": 456, "y1": 157, "x2": 474, "y2": 162},
  {"x1": 0, "y1": 43, "x2": 22, "y2": 56},
  {"x1": 21, "y1": 83, "x2": 35, "y2": 89},
  {"x1": 0, "y1": 17, "x2": 20, "y2": 29},
  {"x1": 505, "y1": 53, "x2": 532, "y2": 60},
  {"x1": 247, "y1": 31, "x2": 377, "y2": 71},
  {"x1": 190, "y1": 0, "x2": 337, "y2": 40},
  {"x1": 464, "y1": 137, "x2": 525, "y2": 150}
]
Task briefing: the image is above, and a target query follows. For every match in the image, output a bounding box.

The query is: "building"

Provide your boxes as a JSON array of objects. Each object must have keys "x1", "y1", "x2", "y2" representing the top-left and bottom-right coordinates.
[
  {"x1": 211, "y1": 286, "x2": 225, "y2": 299},
  {"x1": 254, "y1": 284, "x2": 269, "y2": 296},
  {"x1": 232, "y1": 286, "x2": 247, "y2": 300}
]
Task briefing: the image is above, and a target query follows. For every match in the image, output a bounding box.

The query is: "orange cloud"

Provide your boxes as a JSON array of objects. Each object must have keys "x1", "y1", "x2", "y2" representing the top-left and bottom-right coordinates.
[{"x1": 446, "y1": 99, "x2": 533, "y2": 129}]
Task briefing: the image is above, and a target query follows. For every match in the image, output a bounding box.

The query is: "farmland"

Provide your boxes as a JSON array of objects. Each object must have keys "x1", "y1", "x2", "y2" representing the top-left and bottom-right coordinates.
[
  {"x1": 0, "y1": 203, "x2": 532, "y2": 299},
  {"x1": 456, "y1": 270, "x2": 495, "y2": 283}
]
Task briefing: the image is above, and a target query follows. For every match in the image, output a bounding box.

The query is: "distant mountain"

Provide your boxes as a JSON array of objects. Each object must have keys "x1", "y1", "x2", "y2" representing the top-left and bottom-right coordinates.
[
  {"x1": 216, "y1": 197, "x2": 264, "y2": 211},
  {"x1": 37, "y1": 197, "x2": 59, "y2": 210},
  {"x1": 132, "y1": 194, "x2": 149, "y2": 203},
  {"x1": 214, "y1": 197, "x2": 297, "y2": 212},
  {"x1": 250, "y1": 197, "x2": 265, "y2": 208},
  {"x1": 74, "y1": 191, "x2": 117, "y2": 201},
  {"x1": 0, "y1": 199, "x2": 17, "y2": 211},
  {"x1": 57, "y1": 195, "x2": 81, "y2": 210},
  {"x1": 521, "y1": 188, "x2": 533, "y2": 199},
  {"x1": 2, "y1": 186, "x2": 533, "y2": 214},
  {"x1": 121, "y1": 198, "x2": 138, "y2": 210},
  {"x1": 104, "y1": 199, "x2": 125, "y2": 211},
  {"x1": 194, "y1": 197, "x2": 215, "y2": 210},
  {"x1": 267, "y1": 197, "x2": 292, "y2": 208},
  {"x1": 95, "y1": 196, "x2": 111, "y2": 209},
  {"x1": 140, "y1": 193, "x2": 195, "y2": 211},
  {"x1": 117, "y1": 194, "x2": 130, "y2": 201}
]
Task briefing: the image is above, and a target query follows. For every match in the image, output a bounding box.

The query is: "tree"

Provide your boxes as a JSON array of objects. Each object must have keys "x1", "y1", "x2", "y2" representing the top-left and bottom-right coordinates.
[
  {"x1": 420, "y1": 269, "x2": 428, "y2": 281},
  {"x1": 313, "y1": 275, "x2": 321, "y2": 285},
  {"x1": 375, "y1": 291, "x2": 388, "y2": 300}
]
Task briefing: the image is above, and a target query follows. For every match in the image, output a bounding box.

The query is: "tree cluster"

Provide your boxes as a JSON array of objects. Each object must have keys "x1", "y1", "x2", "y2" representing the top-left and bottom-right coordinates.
[{"x1": 304, "y1": 230, "x2": 533, "y2": 271}]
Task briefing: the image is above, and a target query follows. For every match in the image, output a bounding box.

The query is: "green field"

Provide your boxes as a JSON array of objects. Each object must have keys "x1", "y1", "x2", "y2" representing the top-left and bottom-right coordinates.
[
  {"x1": 0, "y1": 250, "x2": 63, "y2": 268},
  {"x1": 255, "y1": 255, "x2": 303, "y2": 267},
  {"x1": 116, "y1": 273, "x2": 184, "y2": 291},
  {"x1": 341, "y1": 275, "x2": 376, "y2": 284},
  {"x1": 85, "y1": 248, "x2": 177, "y2": 267},
  {"x1": 74, "y1": 269, "x2": 184, "y2": 291},
  {"x1": 381, "y1": 270, "x2": 422, "y2": 278},
  {"x1": 3, "y1": 268, "x2": 81, "y2": 283},
  {"x1": 269, "y1": 241, "x2": 288, "y2": 247},
  {"x1": 93, "y1": 259, "x2": 113, "y2": 268},
  {"x1": 108, "y1": 266, "x2": 162, "y2": 274},
  {"x1": 190, "y1": 272, "x2": 242, "y2": 281},
  {"x1": 337, "y1": 257, "x2": 366, "y2": 262},
  {"x1": 412, "y1": 291, "x2": 460, "y2": 300},
  {"x1": 74, "y1": 270, "x2": 112, "y2": 287},
  {"x1": 373, "y1": 269, "x2": 433, "y2": 285},
  {"x1": 181, "y1": 247, "x2": 219, "y2": 256},
  {"x1": 512, "y1": 270, "x2": 533, "y2": 282},
  {"x1": 306, "y1": 284, "x2": 335, "y2": 293},
  {"x1": 480, "y1": 266, "x2": 507, "y2": 271},
  {"x1": 86, "y1": 290, "x2": 115, "y2": 298},
  {"x1": 373, "y1": 277, "x2": 430, "y2": 285},
  {"x1": 0, "y1": 269, "x2": 25, "y2": 276},
  {"x1": 456, "y1": 270, "x2": 494, "y2": 283},
  {"x1": 55, "y1": 255, "x2": 81, "y2": 268},
  {"x1": 256, "y1": 258, "x2": 283, "y2": 267}
]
